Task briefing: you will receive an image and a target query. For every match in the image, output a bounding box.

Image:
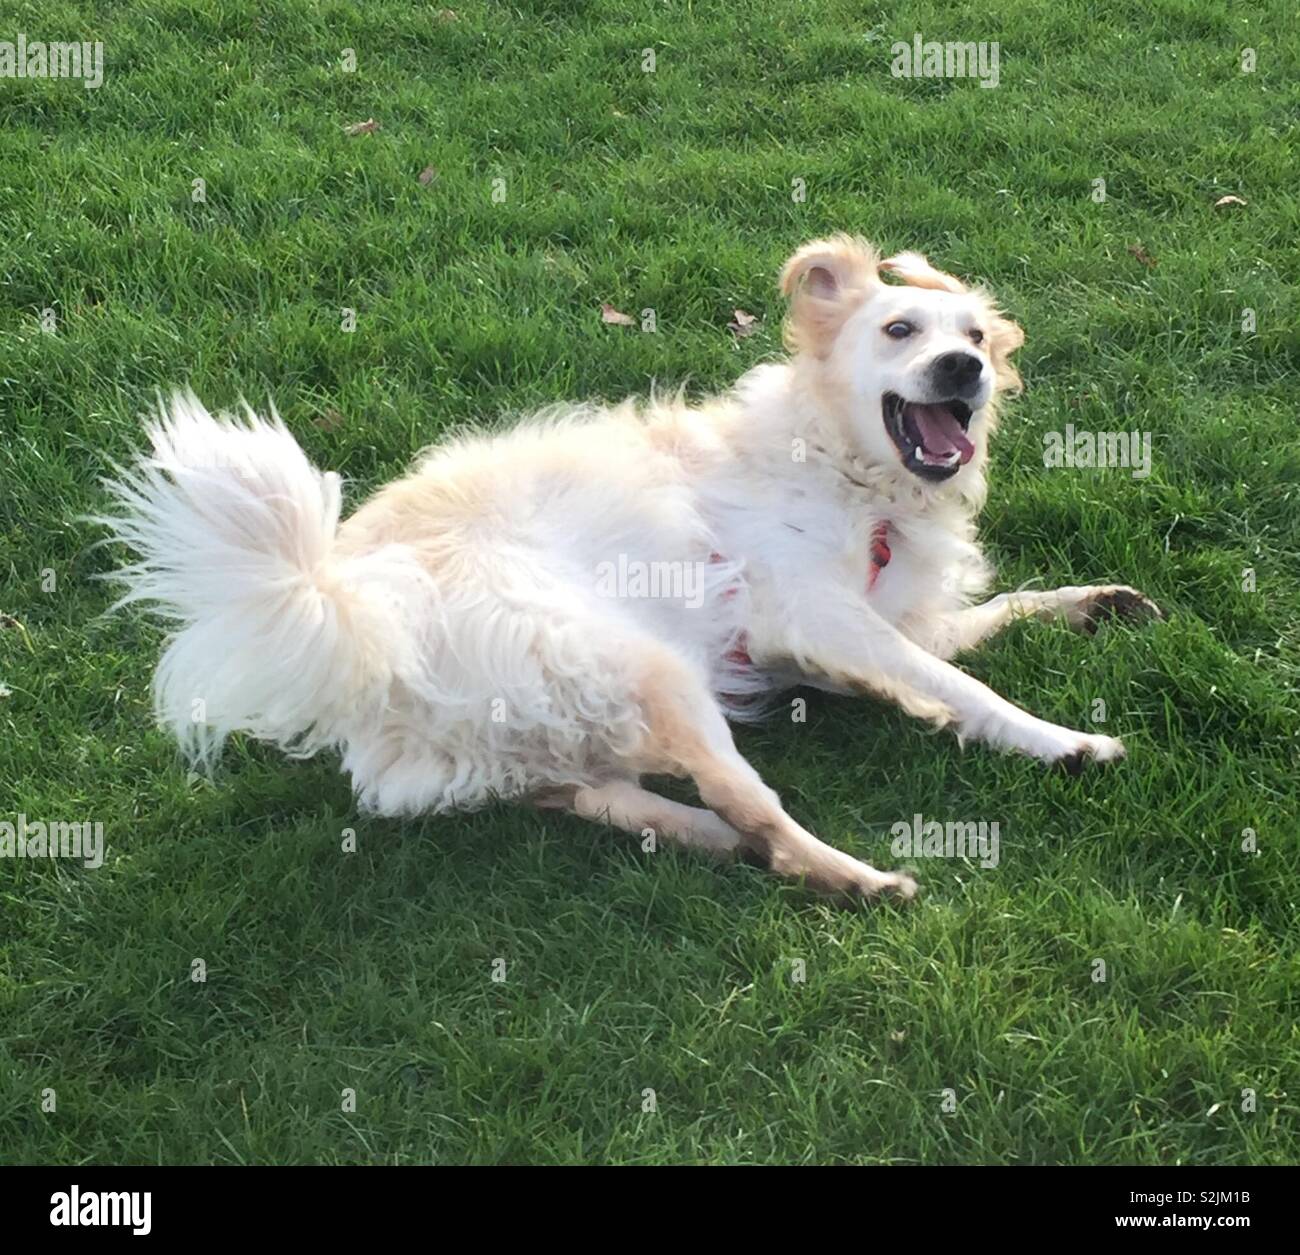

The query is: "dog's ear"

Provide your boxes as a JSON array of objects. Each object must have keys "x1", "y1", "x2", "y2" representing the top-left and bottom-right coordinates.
[
  {"x1": 779, "y1": 235, "x2": 880, "y2": 358},
  {"x1": 879, "y1": 251, "x2": 967, "y2": 293},
  {"x1": 987, "y1": 310, "x2": 1026, "y2": 393}
]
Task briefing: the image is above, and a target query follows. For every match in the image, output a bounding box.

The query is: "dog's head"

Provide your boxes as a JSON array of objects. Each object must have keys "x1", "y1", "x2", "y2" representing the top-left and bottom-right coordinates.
[{"x1": 780, "y1": 235, "x2": 1024, "y2": 486}]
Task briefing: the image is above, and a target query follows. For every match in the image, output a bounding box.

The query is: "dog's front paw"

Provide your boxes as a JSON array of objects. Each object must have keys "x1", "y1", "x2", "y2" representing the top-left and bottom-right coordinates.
[
  {"x1": 859, "y1": 866, "x2": 919, "y2": 902},
  {"x1": 1072, "y1": 585, "x2": 1163, "y2": 635},
  {"x1": 1052, "y1": 732, "x2": 1126, "y2": 775}
]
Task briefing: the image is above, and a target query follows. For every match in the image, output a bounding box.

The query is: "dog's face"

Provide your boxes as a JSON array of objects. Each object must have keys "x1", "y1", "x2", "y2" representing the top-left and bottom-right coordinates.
[
  {"x1": 781, "y1": 237, "x2": 1024, "y2": 485},
  {"x1": 849, "y1": 282, "x2": 995, "y2": 482}
]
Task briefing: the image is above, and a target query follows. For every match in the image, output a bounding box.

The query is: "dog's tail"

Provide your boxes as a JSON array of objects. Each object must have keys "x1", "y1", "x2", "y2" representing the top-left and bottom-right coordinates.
[{"x1": 95, "y1": 390, "x2": 424, "y2": 764}]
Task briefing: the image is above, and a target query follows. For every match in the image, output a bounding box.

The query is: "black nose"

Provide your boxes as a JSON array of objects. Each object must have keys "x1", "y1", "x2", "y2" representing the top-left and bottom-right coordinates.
[{"x1": 932, "y1": 351, "x2": 983, "y2": 396}]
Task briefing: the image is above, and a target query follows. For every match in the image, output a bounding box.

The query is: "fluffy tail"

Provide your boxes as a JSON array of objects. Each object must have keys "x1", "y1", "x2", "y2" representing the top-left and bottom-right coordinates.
[{"x1": 96, "y1": 391, "x2": 421, "y2": 764}]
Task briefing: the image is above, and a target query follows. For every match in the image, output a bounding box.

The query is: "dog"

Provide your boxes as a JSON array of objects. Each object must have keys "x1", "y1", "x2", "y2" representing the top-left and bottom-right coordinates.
[{"x1": 98, "y1": 236, "x2": 1161, "y2": 902}]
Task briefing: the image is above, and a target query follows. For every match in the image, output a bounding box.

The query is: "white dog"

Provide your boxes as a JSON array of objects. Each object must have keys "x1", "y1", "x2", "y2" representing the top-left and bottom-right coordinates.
[{"x1": 99, "y1": 236, "x2": 1160, "y2": 901}]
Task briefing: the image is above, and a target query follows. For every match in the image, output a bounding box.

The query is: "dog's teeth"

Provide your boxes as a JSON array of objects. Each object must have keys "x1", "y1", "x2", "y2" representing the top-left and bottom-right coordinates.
[{"x1": 914, "y1": 446, "x2": 957, "y2": 467}]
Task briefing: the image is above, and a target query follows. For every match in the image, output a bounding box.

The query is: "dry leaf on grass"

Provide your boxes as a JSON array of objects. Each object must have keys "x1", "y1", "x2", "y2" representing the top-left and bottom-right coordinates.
[
  {"x1": 343, "y1": 118, "x2": 380, "y2": 136},
  {"x1": 1214, "y1": 194, "x2": 1247, "y2": 208},
  {"x1": 600, "y1": 303, "x2": 636, "y2": 326},
  {"x1": 728, "y1": 309, "x2": 759, "y2": 337},
  {"x1": 1127, "y1": 244, "x2": 1158, "y2": 268}
]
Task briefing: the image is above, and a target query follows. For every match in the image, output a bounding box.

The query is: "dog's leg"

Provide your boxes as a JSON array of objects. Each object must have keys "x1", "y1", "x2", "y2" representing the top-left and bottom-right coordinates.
[
  {"x1": 628, "y1": 648, "x2": 917, "y2": 901},
  {"x1": 750, "y1": 584, "x2": 1125, "y2": 769},
  {"x1": 542, "y1": 779, "x2": 743, "y2": 857},
  {"x1": 922, "y1": 586, "x2": 1163, "y2": 659}
]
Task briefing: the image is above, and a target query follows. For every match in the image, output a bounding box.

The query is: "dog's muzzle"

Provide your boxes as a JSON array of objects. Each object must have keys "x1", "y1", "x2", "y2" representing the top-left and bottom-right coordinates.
[
  {"x1": 883, "y1": 392, "x2": 975, "y2": 481},
  {"x1": 930, "y1": 350, "x2": 984, "y2": 399}
]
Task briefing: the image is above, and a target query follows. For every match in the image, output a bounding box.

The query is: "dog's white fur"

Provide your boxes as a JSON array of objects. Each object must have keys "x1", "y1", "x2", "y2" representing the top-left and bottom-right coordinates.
[{"x1": 98, "y1": 237, "x2": 1159, "y2": 901}]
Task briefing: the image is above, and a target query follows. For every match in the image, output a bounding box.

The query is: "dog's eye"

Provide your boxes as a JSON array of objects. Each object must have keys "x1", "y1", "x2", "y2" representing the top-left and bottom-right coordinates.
[
  {"x1": 968, "y1": 328, "x2": 985, "y2": 345},
  {"x1": 884, "y1": 321, "x2": 914, "y2": 339}
]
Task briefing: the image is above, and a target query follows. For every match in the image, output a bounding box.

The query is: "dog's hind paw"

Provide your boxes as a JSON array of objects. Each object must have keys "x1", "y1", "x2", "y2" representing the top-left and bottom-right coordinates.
[{"x1": 787, "y1": 848, "x2": 920, "y2": 905}]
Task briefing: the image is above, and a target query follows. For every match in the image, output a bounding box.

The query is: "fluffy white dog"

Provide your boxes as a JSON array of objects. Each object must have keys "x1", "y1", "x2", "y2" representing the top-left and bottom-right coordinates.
[{"x1": 100, "y1": 236, "x2": 1160, "y2": 901}]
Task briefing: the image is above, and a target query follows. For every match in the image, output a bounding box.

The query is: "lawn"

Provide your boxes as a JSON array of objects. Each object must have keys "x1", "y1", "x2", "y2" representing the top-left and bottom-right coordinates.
[{"x1": 1, "y1": 0, "x2": 1297, "y2": 1165}]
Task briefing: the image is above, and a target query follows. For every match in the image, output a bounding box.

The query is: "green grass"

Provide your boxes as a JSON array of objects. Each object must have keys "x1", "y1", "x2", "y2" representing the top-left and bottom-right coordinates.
[{"x1": 2, "y1": 0, "x2": 1298, "y2": 1164}]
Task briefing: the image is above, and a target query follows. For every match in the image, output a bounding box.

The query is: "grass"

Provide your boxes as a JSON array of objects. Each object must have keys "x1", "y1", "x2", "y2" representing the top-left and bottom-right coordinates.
[{"x1": 1, "y1": 0, "x2": 1298, "y2": 1165}]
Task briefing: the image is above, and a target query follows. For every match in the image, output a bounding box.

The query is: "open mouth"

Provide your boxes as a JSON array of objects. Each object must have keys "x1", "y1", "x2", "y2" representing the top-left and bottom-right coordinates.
[{"x1": 882, "y1": 392, "x2": 975, "y2": 481}]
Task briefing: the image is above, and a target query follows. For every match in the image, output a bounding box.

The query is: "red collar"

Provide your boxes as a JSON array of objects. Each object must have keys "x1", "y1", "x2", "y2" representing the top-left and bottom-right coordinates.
[{"x1": 866, "y1": 521, "x2": 891, "y2": 591}]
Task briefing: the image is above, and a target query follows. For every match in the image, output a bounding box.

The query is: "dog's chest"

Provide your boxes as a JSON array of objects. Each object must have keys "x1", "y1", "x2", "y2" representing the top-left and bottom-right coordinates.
[
  {"x1": 727, "y1": 491, "x2": 967, "y2": 627},
  {"x1": 841, "y1": 516, "x2": 962, "y2": 624}
]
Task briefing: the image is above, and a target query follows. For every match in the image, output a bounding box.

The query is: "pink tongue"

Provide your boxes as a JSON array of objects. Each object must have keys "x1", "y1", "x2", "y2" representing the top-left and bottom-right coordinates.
[{"x1": 909, "y1": 404, "x2": 975, "y2": 464}]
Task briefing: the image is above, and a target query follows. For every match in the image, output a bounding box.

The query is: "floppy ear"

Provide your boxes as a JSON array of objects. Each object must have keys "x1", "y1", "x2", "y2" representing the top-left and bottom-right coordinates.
[
  {"x1": 779, "y1": 235, "x2": 880, "y2": 358},
  {"x1": 879, "y1": 250, "x2": 967, "y2": 294},
  {"x1": 987, "y1": 310, "x2": 1026, "y2": 393}
]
